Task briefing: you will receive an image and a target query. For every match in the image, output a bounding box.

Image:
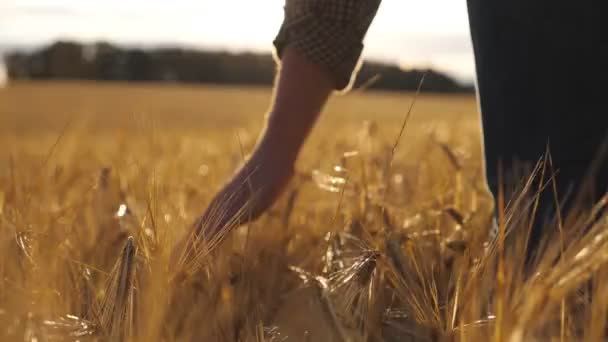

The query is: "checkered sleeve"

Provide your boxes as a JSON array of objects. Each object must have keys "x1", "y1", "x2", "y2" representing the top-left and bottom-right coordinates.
[{"x1": 273, "y1": 0, "x2": 382, "y2": 91}]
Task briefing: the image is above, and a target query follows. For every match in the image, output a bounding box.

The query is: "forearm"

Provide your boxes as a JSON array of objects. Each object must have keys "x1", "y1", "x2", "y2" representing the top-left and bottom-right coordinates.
[{"x1": 260, "y1": 47, "x2": 334, "y2": 163}]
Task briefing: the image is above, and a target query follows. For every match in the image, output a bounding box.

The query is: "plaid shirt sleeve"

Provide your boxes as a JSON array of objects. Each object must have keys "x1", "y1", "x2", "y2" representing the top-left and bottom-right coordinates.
[{"x1": 273, "y1": 0, "x2": 382, "y2": 91}]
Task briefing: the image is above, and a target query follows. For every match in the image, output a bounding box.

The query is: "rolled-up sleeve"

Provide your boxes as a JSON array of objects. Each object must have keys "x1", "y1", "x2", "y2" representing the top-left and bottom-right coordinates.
[{"x1": 273, "y1": 0, "x2": 382, "y2": 91}]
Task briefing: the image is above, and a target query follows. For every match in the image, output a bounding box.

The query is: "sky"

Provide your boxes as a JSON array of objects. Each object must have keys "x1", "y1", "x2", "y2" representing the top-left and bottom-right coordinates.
[{"x1": 0, "y1": 0, "x2": 476, "y2": 82}]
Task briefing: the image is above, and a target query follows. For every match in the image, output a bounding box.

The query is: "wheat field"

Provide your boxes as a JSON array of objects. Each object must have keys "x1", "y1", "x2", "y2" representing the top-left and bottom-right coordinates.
[{"x1": 0, "y1": 81, "x2": 607, "y2": 341}]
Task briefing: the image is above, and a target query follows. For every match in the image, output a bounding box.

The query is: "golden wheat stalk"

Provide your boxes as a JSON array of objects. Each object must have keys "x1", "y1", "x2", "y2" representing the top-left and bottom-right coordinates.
[{"x1": 98, "y1": 236, "x2": 137, "y2": 341}]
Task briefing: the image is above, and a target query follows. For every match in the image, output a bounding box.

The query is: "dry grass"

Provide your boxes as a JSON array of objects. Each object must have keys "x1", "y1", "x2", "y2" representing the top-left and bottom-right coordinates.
[{"x1": 0, "y1": 81, "x2": 606, "y2": 341}]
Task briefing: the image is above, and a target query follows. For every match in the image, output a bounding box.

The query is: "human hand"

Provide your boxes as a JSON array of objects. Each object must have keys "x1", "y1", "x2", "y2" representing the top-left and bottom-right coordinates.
[
  {"x1": 171, "y1": 142, "x2": 295, "y2": 269},
  {"x1": 196, "y1": 145, "x2": 295, "y2": 241}
]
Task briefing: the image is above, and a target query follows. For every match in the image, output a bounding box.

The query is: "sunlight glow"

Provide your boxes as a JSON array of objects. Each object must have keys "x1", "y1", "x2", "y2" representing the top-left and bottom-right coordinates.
[{"x1": 0, "y1": 0, "x2": 475, "y2": 81}]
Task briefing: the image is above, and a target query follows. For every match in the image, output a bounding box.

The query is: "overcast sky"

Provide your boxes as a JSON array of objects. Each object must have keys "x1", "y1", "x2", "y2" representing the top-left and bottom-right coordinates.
[{"x1": 0, "y1": 0, "x2": 476, "y2": 82}]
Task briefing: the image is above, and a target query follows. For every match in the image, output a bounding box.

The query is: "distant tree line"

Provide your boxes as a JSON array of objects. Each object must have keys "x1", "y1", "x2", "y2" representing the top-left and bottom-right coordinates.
[{"x1": 5, "y1": 41, "x2": 473, "y2": 93}]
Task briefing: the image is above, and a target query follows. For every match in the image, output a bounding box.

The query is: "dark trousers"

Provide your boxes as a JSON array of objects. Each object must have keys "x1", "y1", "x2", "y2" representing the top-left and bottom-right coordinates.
[{"x1": 467, "y1": 0, "x2": 608, "y2": 245}]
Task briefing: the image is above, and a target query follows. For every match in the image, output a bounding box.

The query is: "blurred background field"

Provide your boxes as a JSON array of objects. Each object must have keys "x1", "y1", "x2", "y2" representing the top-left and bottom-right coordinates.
[{"x1": 0, "y1": 80, "x2": 483, "y2": 195}]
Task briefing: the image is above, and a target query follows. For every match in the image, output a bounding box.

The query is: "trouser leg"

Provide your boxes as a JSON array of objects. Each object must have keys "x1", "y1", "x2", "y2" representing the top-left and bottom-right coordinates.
[{"x1": 467, "y1": 0, "x2": 608, "y2": 252}]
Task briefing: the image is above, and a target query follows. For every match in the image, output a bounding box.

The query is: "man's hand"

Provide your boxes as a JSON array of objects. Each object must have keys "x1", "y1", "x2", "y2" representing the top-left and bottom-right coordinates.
[{"x1": 194, "y1": 141, "x2": 295, "y2": 242}]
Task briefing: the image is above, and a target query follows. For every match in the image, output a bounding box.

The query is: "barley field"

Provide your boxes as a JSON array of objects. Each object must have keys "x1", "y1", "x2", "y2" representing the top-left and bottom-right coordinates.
[{"x1": 0, "y1": 81, "x2": 607, "y2": 341}]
